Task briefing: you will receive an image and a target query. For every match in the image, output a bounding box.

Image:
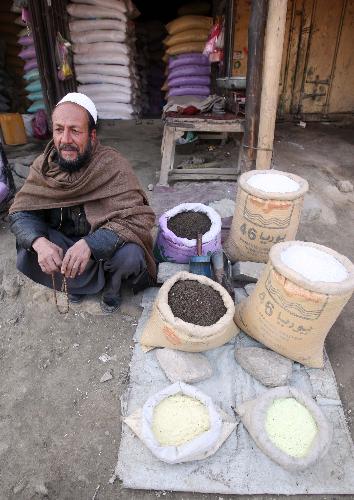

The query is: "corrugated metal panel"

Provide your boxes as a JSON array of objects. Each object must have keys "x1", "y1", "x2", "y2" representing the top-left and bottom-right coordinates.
[{"x1": 28, "y1": 0, "x2": 76, "y2": 115}]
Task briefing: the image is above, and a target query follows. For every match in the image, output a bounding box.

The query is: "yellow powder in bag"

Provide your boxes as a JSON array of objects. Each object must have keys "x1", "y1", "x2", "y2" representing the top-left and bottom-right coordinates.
[
  {"x1": 152, "y1": 394, "x2": 210, "y2": 446},
  {"x1": 265, "y1": 397, "x2": 318, "y2": 457}
]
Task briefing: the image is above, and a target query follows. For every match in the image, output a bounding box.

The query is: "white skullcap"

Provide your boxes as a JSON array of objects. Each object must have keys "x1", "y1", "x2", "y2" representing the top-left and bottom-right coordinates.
[{"x1": 56, "y1": 92, "x2": 98, "y2": 123}]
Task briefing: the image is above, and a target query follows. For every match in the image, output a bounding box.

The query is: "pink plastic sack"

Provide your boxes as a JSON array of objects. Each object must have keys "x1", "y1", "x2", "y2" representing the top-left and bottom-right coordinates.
[
  {"x1": 169, "y1": 85, "x2": 210, "y2": 96},
  {"x1": 19, "y1": 46, "x2": 36, "y2": 60},
  {"x1": 168, "y1": 75, "x2": 210, "y2": 88},
  {"x1": 18, "y1": 35, "x2": 34, "y2": 46},
  {"x1": 32, "y1": 110, "x2": 50, "y2": 140},
  {"x1": 154, "y1": 203, "x2": 222, "y2": 263},
  {"x1": 169, "y1": 53, "x2": 209, "y2": 70},
  {"x1": 168, "y1": 65, "x2": 210, "y2": 81},
  {"x1": 24, "y1": 59, "x2": 38, "y2": 71}
]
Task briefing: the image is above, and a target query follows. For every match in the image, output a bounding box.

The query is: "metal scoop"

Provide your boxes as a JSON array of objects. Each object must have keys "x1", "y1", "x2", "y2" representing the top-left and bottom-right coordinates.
[{"x1": 189, "y1": 233, "x2": 212, "y2": 278}]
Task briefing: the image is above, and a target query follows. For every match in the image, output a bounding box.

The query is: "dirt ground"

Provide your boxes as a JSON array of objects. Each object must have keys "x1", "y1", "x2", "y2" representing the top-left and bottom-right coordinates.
[{"x1": 0, "y1": 120, "x2": 353, "y2": 500}]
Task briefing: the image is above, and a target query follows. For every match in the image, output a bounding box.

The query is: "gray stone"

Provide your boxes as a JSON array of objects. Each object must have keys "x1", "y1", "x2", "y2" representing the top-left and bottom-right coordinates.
[
  {"x1": 337, "y1": 180, "x2": 353, "y2": 193},
  {"x1": 244, "y1": 283, "x2": 256, "y2": 296},
  {"x1": 157, "y1": 262, "x2": 189, "y2": 284},
  {"x1": 100, "y1": 370, "x2": 113, "y2": 383},
  {"x1": 208, "y1": 198, "x2": 236, "y2": 218},
  {"x1": 156, "y1": 348, "x2": 213, "y2": 383},
  {"x1": 147, "y1": 183, "x2": 154, "y2": 191},
  {"x1": 235, "y1": 347, "x2": 293, "y2": 387},
  {"x1": 234, "y1": 287, "x2": 247, "y2": 304},
  {"x1": 232, "y1": 261, "x2": 266, "y2": 282},
  {"x1": 301, "y1": 194, "x2": 322, "y2": 224}
]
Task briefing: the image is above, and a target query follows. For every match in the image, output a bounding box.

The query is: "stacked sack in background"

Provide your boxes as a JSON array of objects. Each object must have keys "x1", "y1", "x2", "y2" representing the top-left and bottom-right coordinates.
[
  {"x1": 68, "y1": 0, "x2": 141, "y2": 120},
  {"x1": 0, "y1": 3, "x2": 29, "y2": 114},
  {"x1": 18, "y1": 30, "x2": 45, "y2": 114},
  {"x1": 135, "y1": 20, "x2": 166, "y2": 117},
  {"x1": 163, "y1": 11, "x2": 212, "y2": 100}
]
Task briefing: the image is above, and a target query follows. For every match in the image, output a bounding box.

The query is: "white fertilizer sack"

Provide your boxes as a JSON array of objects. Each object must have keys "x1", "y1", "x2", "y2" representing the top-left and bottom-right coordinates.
[
  {"x1": 67, "y1": 4, "x2": 127, "y2": 22},
  {"x1": 247, "y1": 172, "x2": 300, "y2": 193},
  {"x1": 72, "y1": 42, "x2": 129, "y2": 55},
  {"x1": 69, "y1": 19, "x2": 128, "y2": 33},
  {"x1": 98, "y1": 111, "x2": 134, "y2": 119},
  {"x1": 76, "y1": 73, "x2": 134, "y2": 87},
  {"x1": 280, "y1": 245, "x2": 348, "y2": 283},
  {"x1": 74, "y1": 52, "x2": 129, "y2": 66},
  {"x1": 70, "y1": 0, "x2": 127, "y2": 14},
  {"x1": 75, "y1": 64, "x2": 131, "y2": 78},
  {"x1": 71, "y1": 30, "x2": 126, "y2": 44},
  {"x1": 96, "y1": 102, "x2": 134, "y2": 114}
]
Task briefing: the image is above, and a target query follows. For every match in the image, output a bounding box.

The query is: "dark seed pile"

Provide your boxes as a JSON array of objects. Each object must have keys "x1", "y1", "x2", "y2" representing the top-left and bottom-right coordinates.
[
  {"x1": 168, "y1": 280, "x2": 227, "y2": 326},
  {"x1": 167, "y1": 211, "x2": 212, "y2": 239}
]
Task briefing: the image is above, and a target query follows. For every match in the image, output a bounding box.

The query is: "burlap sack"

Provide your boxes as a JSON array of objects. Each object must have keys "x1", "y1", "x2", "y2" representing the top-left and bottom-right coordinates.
[
  {"x1": 166, "y1": 41, "x2": 206, "y2": 56},
  {"x1": 236, "y1": 386, "x2": 333, "y2": 471},
  {"x1": 225, "y1": 170, "x2": 308, "y2": 263},
  {"x1": 164, "y1": 29, "x2": 209, "y2": 47},
  {"x1": 234, "y1": 241, "x2": 354, "y2": 368},
  {"x1": 166, "y1": 16, "x2": 213, "y2": 36},
  {"x1": 140, "y1": 271, "x2": 238, "y2": 352}
]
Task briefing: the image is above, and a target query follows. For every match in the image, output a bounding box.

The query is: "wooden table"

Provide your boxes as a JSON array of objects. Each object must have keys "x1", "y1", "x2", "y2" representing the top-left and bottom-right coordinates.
[{"x1": 159, "y1": 113, "x2": 245, "y2": 186}]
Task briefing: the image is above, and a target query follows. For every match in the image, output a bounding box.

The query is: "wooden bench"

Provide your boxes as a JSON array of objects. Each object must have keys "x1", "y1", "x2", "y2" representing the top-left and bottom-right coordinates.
[{"x1": 159, "y1": 113, "x2": 245, "y2": 186}]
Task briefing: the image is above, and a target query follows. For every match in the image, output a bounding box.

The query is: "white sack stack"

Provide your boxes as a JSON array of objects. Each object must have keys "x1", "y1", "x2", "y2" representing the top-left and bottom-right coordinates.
[{"x1": 67, "y1": 0, "x2": 141, "y2": 119}]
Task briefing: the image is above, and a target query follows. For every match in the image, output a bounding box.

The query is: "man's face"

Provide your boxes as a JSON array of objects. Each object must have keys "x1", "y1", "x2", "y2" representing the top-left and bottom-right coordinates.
[{"x1": 52, "y1": 103, "x2": 96, "y2": 171}]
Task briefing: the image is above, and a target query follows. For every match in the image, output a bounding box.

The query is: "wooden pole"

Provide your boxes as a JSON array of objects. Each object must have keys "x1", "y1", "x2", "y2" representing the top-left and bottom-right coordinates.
[
  {"x1": 256, "y1": 0, "x2": 288, "y2": 169},
  {"x1": 240, "y1": 0, "x2": 268, "y2": 172}
]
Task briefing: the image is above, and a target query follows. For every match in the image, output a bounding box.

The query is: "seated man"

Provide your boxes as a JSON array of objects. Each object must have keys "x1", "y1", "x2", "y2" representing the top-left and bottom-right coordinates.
[{"x1": 9, "y1": 92, "x2": 156, "y2": 313}]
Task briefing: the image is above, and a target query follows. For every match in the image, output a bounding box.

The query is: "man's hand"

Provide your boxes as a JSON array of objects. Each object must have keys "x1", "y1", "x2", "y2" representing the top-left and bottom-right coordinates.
[
  {"x1": 32, "y1": 237, "x2": 64, "y2": 275},
  {"x1": 61, "y1": 239, "x2": 91, "y2": 279}
]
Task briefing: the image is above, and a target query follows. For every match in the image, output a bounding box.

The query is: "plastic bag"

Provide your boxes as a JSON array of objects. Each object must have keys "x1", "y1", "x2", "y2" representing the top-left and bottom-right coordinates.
[
  {"x1": 27, "y1": 100, "x2": 45, "y2": 113},
  {"x1": 56, "y1": 33, "x2": 73, "y2": 81},
  {"x1": 236, "y1": 386, "x2": 333, "y2": 471},
  {"x1": 141, "y1": 382, "x2": 223, "y2": 463},
  {"x1": 32, "y1": 110, "x2": 50, "y2": 140},
  {"x1": 169, "y1": 53, "x2": 209, "y2": 70},
  {"x1": 124, "y1": 381, "x2": 237, "y2": 464},
  {"x1": 203, "y1": 18, "x2": 224, "y2": 62}
]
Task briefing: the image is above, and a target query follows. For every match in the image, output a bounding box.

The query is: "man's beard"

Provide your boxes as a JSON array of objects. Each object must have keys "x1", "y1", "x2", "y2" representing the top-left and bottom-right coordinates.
[{"x1": 55, "y1": 141, "x2": 92, "y2": 173}]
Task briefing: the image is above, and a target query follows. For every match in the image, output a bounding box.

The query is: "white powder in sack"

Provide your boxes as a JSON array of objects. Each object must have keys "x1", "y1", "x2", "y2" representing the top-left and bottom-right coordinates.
[
  {"x1": 152, "y1": 394, "x2": 210, "y2": 446},
  {"x1": 265, "y1": 397, "x2": 318, "y2": 458},
  {"x1": 281, "y1": 245, "x2": 348, "y2": 283},
  {"x1": 247, "y1": 173, "x2": 300, "y2": 193}
]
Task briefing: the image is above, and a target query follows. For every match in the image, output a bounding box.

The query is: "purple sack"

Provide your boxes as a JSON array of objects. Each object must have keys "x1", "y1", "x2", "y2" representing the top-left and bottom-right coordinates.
[
  {"x1": 18, "y1": 35, "x2": 34, "y2": 46},
  {"x1": 169, "y1": 86, "x2": 210, "y2": 97},
  {"x1": 169, "y1": 53, "x2": 209, "y2": 70},
  {"x1": 155, "y1": 203, "x2": 222, "y2": 264},
  {"x1": 24, "y1": 59, "x2": 38, "y2": 72},
  {"x1": 168, "y1": 75, "x2": 210, "y2": 89},
  {"x1": 168, "y1": 65, "x2": 210, "y2": 81},
  {"x1": 19, "y1": 46, "x2": 36, "y2": 60}
]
